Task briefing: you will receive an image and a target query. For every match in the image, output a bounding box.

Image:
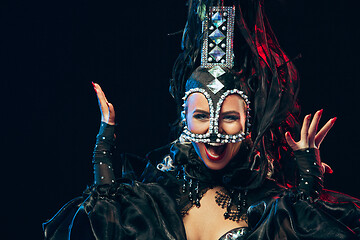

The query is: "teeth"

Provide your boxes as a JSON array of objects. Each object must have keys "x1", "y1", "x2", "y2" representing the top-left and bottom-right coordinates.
[{"x1": 207, "y1": 142, "x2": 225, "y2": 146}]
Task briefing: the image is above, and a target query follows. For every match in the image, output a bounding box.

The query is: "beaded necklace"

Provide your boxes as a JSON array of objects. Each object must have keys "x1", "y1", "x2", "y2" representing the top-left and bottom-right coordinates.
[{"x1": 177, "y1": 167, "x2": 249, "y2": 223}]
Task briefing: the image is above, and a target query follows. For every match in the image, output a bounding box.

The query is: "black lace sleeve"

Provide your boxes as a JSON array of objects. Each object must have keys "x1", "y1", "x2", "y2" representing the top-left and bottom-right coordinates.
[{"x1": 92, "y1": 122, "x2": 116, "y2": 185}]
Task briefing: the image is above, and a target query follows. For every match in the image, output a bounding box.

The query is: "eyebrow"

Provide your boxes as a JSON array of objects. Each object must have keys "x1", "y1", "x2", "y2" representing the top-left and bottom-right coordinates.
[
  {"x1": 220, "y1": 111, "x2": 240, "y2": 115},
  {"x1": 192, "y1": 109, "x2": 210, "y2": 114}
]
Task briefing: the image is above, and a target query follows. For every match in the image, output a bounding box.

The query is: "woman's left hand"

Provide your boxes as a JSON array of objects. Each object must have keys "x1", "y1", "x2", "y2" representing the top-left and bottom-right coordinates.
[
  {"x1": 285, "y1": 109, "x2": 336, "y2": 173},
  {"x1": 285, "y1": 109, "x2": 336, "y2": 150}
]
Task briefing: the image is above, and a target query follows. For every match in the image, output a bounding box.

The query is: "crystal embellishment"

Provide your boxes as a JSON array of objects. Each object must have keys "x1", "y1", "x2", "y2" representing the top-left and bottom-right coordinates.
[
  {"x1": 211, "y1": 12, "x2": 226, "y2": 27},
  {"x1": 209, "y1": 29, "x2": 225, "y2": 44},
  {"x1": 201, "y1": 6, "x2": 235, "y2": 68},
  {"x1": 207, "y1": 78, "x2": 224, "y2": 94},
  {"x1": 209, "y1": 46, "x2": 225, "y2": 62},
  {"x1": 208, "y1": 66, "x2": 226, "y2": 78}
]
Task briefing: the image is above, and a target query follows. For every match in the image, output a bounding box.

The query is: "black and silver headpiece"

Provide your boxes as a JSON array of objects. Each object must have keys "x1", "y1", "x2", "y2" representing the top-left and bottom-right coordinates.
[{"x1": 179, "y1": 5, "x2": 251, "y2": 144}]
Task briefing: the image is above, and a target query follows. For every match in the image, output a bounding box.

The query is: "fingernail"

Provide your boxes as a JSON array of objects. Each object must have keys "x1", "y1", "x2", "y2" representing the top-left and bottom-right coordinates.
[
  {"x1": 307, "y1": 114, "x2": 311, "y2": 119},
  {"x1": 319, "y1": 109, "x2": 323, "y2": 115},
  {"x1": 331, "y1": 117, "x2": 337, "y2": 123},
  {"x1": 91, "y1": 82, "x2": 97, "y2": 92}
]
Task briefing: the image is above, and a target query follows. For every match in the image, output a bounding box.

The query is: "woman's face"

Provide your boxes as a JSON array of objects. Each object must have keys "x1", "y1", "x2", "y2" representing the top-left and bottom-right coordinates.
[{"x1": 186, "y1": 93, "x2": 247, "y2": 170}]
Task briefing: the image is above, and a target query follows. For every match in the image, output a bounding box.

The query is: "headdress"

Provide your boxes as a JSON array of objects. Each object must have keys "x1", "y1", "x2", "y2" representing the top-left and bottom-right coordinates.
[
  {"x1": 179, "y1": 5, "x2": 252, "y2": 145},
  {"x1": 170, "y1": 0, "x2": 300, "y2": 189}
]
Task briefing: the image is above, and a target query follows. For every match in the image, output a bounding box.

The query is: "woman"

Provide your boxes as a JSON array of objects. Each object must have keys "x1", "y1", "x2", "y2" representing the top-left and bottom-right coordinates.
[{"x1": 43, "y1": 0, "x2": 360, "y2": 239}]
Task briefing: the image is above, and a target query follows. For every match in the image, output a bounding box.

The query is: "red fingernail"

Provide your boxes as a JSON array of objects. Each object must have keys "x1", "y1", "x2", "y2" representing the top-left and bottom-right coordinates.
[
  {"x1": 331, "y1": 117, "x2": 337, "y2": 123},
  {"x1": 319, "y1": 109, "x2": 323, "y2": 115},
  {"x1": 91, "y1": 82, "x2": 97, "y2": 92}
]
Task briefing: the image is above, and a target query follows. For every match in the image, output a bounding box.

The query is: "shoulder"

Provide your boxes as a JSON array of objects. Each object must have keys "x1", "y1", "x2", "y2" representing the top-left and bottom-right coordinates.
[{"x1": 246, "y1": 181, "x2": 360, "y2": 239}]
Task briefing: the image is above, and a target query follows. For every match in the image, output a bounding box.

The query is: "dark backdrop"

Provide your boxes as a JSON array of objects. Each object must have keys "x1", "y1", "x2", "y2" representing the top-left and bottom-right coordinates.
[{"x1": 1, "y1": 0, "x2": 359, "y2": 239}]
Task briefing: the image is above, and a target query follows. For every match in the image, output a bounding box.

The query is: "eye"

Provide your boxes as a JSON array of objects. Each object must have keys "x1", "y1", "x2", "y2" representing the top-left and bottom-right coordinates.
[
  {"x1": 193, "y1": 113, "x2": 210, "y2": 121},
  {"x1": 222, "y1": 114, "x2": 240, "y2": 122}
]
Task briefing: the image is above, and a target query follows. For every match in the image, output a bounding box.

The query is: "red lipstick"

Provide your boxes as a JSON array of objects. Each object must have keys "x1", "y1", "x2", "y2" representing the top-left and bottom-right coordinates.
[{"x1": 204, "y1": 143, "x2": 226, "y2": 161}]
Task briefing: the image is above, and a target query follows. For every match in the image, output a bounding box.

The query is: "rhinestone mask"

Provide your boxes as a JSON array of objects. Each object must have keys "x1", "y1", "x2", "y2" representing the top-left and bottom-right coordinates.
[{"x1": 179, "y1": 67, "x2": 251, "y2": 144}]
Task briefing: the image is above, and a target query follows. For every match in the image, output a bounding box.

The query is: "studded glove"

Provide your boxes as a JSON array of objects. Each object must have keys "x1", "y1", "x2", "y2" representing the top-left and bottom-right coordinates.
[
  {"x1": 294, "y1": 148, "x2": 324, "y2": 201},
  {"x1": 92, "y1": 122, "x2": 116, "y2": 185}
]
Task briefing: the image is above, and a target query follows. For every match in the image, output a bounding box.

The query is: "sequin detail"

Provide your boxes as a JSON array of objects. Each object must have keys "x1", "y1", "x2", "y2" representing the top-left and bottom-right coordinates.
[{"x1": 219, "y1": 227, "x2": 248, "y2": 240}]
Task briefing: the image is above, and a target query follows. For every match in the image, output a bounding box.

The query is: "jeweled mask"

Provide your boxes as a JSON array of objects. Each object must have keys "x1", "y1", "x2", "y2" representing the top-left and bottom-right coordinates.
[{"x1": 179, "y1": 67, "x2": 251, "y2": 144}]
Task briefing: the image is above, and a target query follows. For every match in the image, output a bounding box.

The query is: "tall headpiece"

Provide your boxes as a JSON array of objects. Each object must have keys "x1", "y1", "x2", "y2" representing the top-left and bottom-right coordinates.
[{"x1": 179, "y1": 5, "x2": 251, "y2": 145}]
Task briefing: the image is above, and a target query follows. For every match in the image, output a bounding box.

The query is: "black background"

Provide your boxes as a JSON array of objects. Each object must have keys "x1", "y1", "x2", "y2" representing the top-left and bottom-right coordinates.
[{"x1": 1, "y1": 0, "x2": 359, "y2": 239}]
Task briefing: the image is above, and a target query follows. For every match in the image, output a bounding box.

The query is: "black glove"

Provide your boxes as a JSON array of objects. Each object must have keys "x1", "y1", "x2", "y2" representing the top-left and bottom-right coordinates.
[
  {"x1": 92, "y1": 122, "x2": 116, "y2": 185},
  {"x1": 294, "y1": 148, "x2": 324, "y2": 201}
]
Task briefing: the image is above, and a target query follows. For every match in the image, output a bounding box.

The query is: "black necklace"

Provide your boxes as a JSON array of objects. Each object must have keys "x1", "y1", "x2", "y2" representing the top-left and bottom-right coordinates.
[
  {"x1": 215, "y1": 188, "x2": 248, "y2": 223},
  {"x1": 179, "y1": 170, "x2": 249, "y2": 222}
]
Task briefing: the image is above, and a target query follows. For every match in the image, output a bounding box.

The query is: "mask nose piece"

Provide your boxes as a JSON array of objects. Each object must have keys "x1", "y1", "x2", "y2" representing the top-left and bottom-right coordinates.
[
  {"x1": 209, "y1": 133, "x2": 218, "y2": 143},
  {"x1": 217, "y1": 124, "x2": 226, "y2": 134}
]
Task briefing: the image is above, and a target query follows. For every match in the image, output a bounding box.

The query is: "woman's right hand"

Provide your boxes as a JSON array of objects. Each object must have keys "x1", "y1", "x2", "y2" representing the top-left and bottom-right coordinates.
[{"x1": 92, "y1": 82, "x2": 115, "y2": 125}]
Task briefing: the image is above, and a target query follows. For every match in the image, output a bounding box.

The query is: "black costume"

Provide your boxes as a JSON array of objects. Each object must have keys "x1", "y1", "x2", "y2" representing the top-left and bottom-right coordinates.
[
  {"x1": 43, "y1": 123, "x2": 360, "y2": 239},
  {"x1": 43, "y1": 0, "x2": 360, "y2": 239}
]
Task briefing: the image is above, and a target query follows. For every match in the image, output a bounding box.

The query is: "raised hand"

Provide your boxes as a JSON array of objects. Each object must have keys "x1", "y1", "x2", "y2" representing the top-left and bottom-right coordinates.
[
  {"x1": 92, "y1": 82, "x2": 115, "y2": 125},
  {"x1": 285, "y1": 109, "x2": 336, "y2": 151},
  {"x1": 285, "y1": 109, "x2": 336, "y2": 173}
]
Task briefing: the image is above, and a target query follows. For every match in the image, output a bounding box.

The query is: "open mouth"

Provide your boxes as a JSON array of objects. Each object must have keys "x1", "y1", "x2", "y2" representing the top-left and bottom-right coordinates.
[{"x1": 204, "y1": 143, "x2": 227, "y2": 161}]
